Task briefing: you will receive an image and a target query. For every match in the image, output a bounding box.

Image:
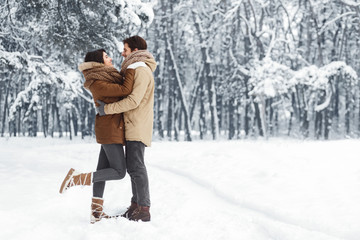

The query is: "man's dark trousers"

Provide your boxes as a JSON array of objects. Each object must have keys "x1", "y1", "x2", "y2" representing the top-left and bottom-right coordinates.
[{"x1": 126, "y1": 141, "x2": 150, "y2": 207}]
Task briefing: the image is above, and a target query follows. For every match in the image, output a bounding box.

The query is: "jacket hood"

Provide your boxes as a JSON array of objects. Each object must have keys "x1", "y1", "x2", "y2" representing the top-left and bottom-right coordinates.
[
  {"x1": 144, "y1": 58, "x2": 157, "y2": 73},
  {"x1": 78, "y1": 62, "x2": 105, "y2": 72},
  {"x1": 79, "y1": 62, "x2": 107, "y2": 89}
]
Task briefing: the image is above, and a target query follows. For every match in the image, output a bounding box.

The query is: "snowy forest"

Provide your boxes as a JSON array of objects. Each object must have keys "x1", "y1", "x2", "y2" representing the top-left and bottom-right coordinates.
[{"x1": 1, "y1": 0, "x2": 360, "y2": 141}]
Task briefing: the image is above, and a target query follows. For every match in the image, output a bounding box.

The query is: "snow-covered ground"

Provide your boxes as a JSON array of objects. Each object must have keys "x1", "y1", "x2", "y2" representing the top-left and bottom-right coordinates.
[{"x1": 0, "y1": 137, "x2": 359, "y2": 240}]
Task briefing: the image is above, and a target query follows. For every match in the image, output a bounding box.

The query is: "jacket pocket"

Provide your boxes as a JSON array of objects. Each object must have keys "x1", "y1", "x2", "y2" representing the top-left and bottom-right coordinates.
[
  {"x1": 109, "y1": 115, "x2": 121, "y2": 129},
  {"x1": 124, "y1": 112, "x2": 135, "y2": 126}
]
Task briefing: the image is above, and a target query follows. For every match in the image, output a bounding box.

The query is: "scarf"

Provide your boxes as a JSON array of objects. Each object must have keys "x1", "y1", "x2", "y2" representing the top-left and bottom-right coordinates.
[
  {"x1": 80, "y1": 63, "x2": 122, "y2": 90},
  {"x1": 120, "y1": 50, "x2": 154, "y2": 75}
]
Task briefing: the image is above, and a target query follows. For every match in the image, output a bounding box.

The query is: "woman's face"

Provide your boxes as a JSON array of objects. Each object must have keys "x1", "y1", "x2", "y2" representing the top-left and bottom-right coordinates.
[{"x1": 103, "y1": 52, "x2": 113, "y2": 66}]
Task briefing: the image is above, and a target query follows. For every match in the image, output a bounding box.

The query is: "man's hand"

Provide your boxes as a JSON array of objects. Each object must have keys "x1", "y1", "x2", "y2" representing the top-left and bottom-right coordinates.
[{"x1": 96, "y1": 100, "x2": 106, "y2": 116}]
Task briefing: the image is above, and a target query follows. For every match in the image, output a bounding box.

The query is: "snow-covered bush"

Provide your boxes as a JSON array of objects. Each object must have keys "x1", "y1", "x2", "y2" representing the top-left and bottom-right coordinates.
[{"x1": 249, "y1": 57, "x2": 294, "y2": 101}]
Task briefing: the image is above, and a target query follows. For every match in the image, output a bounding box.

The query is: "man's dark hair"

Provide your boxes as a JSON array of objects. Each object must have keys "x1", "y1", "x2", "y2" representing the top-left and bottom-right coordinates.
[
  {"x1": 84, "y1": 49, "x2": 106, "y2": 63},
  {"x1": 123, "y1": 36, "x2": 147, "y2": 51}
]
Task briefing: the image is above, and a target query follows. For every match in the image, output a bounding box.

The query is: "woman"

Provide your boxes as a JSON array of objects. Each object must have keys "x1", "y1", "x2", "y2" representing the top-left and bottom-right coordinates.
[{"x1": 59, "y1": 49, "x2": 136, "y2": 223}]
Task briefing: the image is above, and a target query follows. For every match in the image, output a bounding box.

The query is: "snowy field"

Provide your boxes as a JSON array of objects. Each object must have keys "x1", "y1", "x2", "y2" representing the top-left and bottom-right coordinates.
[{"x1": 0, "y1": 137, "x2": 359, "y2": 240}]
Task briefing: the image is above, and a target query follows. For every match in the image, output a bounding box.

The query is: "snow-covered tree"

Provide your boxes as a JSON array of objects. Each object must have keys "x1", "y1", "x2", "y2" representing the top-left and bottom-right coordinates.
[
  {"x1": 0, "y1": 0, "x2": 154, "y2": 138},
  {"x1": 2, "y1": 0, "x2": 360, "y2": 140}
]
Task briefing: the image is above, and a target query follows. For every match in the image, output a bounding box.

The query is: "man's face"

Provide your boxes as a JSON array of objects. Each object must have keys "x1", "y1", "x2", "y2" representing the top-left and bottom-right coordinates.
[
  {"x1": 122, "y1": 43, "x2": 138, "y2": 58},
  {"x1": 122, "y1": 43, "x2": 132, "y2": 58}
]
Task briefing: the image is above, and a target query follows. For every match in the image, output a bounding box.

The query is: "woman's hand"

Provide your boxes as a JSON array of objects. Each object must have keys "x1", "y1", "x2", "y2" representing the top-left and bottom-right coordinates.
[{"x1": 96, "y1": 100, "x2": 106, "y2": 116}]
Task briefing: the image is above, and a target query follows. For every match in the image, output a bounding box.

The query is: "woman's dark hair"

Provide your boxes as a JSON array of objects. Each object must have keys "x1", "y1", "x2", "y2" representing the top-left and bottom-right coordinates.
[
  {"x1": 84, "y1": 49, "x2": 106, "y2": 63},
  {"x1": 123, "y1": 36, "x2": 147, "y2": 51}
]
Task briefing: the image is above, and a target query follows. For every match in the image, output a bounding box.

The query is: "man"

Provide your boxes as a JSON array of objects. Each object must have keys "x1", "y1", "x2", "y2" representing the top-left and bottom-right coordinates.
[{"x1": 97, "y1": 36, "x2": 157, "y2": 222}]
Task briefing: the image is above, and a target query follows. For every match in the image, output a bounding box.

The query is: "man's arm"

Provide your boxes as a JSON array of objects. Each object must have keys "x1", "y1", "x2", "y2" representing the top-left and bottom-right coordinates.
[
  {"x1": 103, "y1": 68, "x2": 150, "y2": 115},
  {"x1": 90, "y1": 69, "x2": 135, "y2": 98}
]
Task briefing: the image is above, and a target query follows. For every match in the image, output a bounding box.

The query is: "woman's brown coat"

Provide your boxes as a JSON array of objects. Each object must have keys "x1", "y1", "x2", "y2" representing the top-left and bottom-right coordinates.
[{"x1": 78, "y1": 62, "x2": 135, "y2": 145}]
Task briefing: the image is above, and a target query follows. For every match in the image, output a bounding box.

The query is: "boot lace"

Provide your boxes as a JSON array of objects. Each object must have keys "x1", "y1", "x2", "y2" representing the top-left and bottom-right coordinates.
[
  {"x1": 131, "y1": 207, "x2": 141, "y2": 218},
  {"x1": 92, "y1": 202, "x2": 109, "y2": 219},
  {"x1": 66, "y1": 173, "x2": 89, "y2": 190}
]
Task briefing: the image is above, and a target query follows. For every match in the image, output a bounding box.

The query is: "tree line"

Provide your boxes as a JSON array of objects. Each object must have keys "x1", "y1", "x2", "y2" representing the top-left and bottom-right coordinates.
[{"x1": 1, "y1": 0, "x2": 360, "y2": 141}]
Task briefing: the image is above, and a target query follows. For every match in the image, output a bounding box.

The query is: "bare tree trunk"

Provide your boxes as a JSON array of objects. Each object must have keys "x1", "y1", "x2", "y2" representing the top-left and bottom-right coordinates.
[
  {"x1": 154, "y1": 3, "x2": 165, "y2": 139},
  {"x1": 167, "y1": 39, "x2": 192, "y2": 141},
  {"x1": 41, "y1": 107, "x2": 47, "y2": 138},
  {"x1": 228, "y1": 98, "x2": 235, "y2": 140},
  {"x1": 358, "y1": 92, "x2": 360, "y2": 136},
  {"x1": 66, "y1": 111, "x2": 70, "y2": 139},
  {"x1": 346, "y1": 92, "x2": 351, "y2": 135},
  {"x1": 315, "y1": 91, "x2": 325, "y2": 139},
  {"x1": 217, "y1": 94, "x2": 223, "y2": 132},
  {"x1": 54, "y1": 100, "x2": 62, "y2": 138},
  {"x1": 199, "y1": 81, "x2": 206, "y2": 140},
  {"x1": 267, "y1": 99, "x2": 273, "y2": 135},
  {"x1": 203, "y1": 47, "x2": 219, "y2": 140},
  {"x1": 324, "y1": 107, "x2": 331, "y2": 140},
  {"x1": 88, "y1": 108, "x2": 95, "y2": 138},
  {"x1": 315, "y1": 110, "x2": 323, "y2": 139},
  {"x1": 72, "y1": 110, "x2": 78, "y2": 137},
  {"x1": 189, "y1": 64, "x2": 203, "y2": 122},
  {"x1": 10, "y1": 118, "x2": 15, "y2": 137},
  {"x1": 50, "y1": 96, "x2": 56, "y2": 138},
  {"x1": 80, "y1": 99, "x2": 85, "y2": 139},
  {"x1": 206, "y1": 71, "x2": 219, "y2": 139},
  {"x1": 174, "y1": 99, "x2": 180, "y2": 141},
  {"x1": 31, "y1": 109, "x2": 38, "y2": 137},
  {"x1": 193, "y1": 11, "x2": 219, "y2": 140},
  {"x1": 0, "y1": 86, "x2": 2, "y2": 127},
  {"x1": 253, "y1": 100, "x2": 264, "y2": 137},
  {"x1": 41, "y1": 91, "x2": 49, "y2": 137},
  {"x1": 166, "y1": 64, "x2": 174, "y2": 140},
  {"x1": 297, "y1": 86, "x2": 310, "y2": 138},
  {"x1": 244, "y1": 83, "x2": 251, "y2": 136},
  {"x1": 288, "y1": 112, "x2": 293, "y2": 137},
  {"x1": 302, "y1": 109, "x2": 310, "y2": 138},
  {"x1": 258, "y1": 97, "x2": 267, "y2": 138},
  {"x1": 164, "y1": 15, "x2": 174, "y2": 141},
  {"x1": 17, "y1": 107, "x2": 22, "y2": 136},
  {"x1": 236, "y1": 101, "x2": 242, "y2": 139},
  {"x1": 243, "y1": 30, "x2": 251, "y2": 136},
  {"x1": 1, "y1": 80, "x2": 10, "y2": 137},
  {"x1": 156, "y1": 83, "x2": 165, "y2": 139},
  {"x1": 288, "y1": 91, "x2": 297, "y2": 136}
]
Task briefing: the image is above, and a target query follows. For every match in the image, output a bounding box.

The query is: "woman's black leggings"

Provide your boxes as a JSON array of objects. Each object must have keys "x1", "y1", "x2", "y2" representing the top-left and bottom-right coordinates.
[{"x1": 92, "y1": 144, "x2": 126, "y2": 198}]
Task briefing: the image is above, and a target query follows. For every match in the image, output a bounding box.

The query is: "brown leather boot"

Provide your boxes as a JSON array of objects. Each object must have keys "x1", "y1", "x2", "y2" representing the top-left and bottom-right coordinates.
[
  {"x1": 90, "y1": 197, "x2": 110, "y2": 224},
  {"x1": 129, "y1": 206, "x2": 151, "y2": 222},
  {"x1": 121, "y1": 202, "x2": 138, "y2": 219},
  {"x1": 59, "y1": 168, "x2": 92, "y2": 193}
]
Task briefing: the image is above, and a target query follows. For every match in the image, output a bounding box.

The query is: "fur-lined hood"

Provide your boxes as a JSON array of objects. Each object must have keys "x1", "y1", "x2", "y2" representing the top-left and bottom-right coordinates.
[
  {"x1": 78, "y1": 61, "x2": 105, "y2": 72},
  {"x1": 78, "y1": 61, "x2": 122, "y2": 90}
]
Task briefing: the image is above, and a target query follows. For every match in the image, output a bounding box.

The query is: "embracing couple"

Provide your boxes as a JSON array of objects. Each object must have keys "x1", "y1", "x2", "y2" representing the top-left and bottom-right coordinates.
[{"x1": 59, "y1": 36, "x2": 156, "y2": 223}]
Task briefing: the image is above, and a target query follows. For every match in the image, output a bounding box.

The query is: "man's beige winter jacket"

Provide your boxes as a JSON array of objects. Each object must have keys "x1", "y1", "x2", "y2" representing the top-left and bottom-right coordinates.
[{"x1": 104, "y1": 58, "x2": 157, "y2": 147}]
